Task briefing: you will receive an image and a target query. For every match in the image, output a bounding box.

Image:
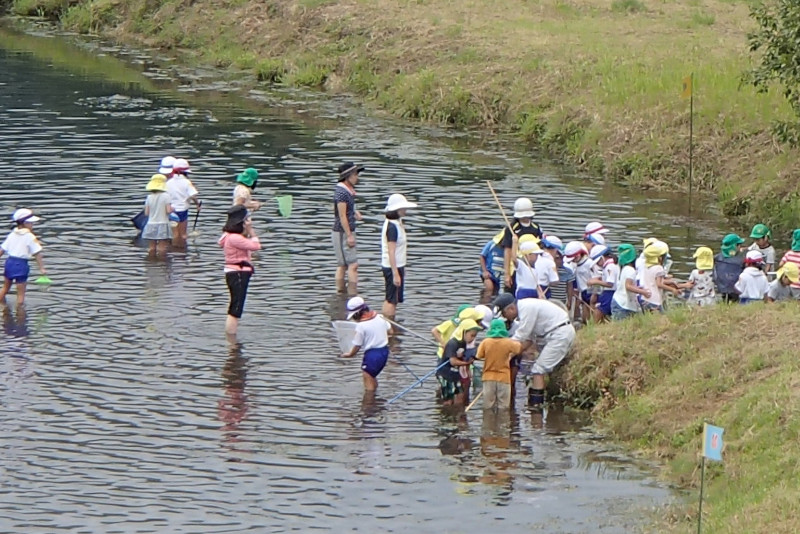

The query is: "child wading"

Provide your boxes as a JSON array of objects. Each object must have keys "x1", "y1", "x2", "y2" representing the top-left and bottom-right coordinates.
[
  {"x1": 142, "y1": 174, "x2": 173, "y2": 256},
  {"x1": 0, "y1": 209, "x2": 47, "y2": 305},
  {"x1": 479, "y1": 231, "x2": 505, "y2": 294},
  {"x1": 166, "y1": 158, "x2": 201, "y2": 246},
  {"x1": 476, "y1": 319, "x2": 522, "y2": 411},
  {"x1": 219, "y1": 206, "x2": 261, "y2": 335},
  {"x1": 340, "y1": 296, "x2": 392, "y2": 391},
  {"x1": 436, "y1": 318, "x2": 482, "y2": 406}
]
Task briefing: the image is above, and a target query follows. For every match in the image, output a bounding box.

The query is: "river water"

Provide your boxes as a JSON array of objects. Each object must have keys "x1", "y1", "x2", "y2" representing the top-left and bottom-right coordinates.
[{"x1": 0, "y1": 22, "x2": 729, "y2": 533}]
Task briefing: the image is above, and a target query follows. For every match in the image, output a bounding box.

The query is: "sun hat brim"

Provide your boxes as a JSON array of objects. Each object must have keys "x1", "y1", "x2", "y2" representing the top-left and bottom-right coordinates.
[
  {"x1": 514, "y1": 210, "x2": 535, "y2": 218},
  {"x1": 159, "y1": 167, "x2": 173, "y2": 174},
  {"x1": 385, "y1": 200, "x2": 417, "y2": 212}
]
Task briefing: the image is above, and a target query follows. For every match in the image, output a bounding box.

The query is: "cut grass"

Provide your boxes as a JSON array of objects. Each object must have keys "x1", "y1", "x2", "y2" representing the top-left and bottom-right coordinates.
[
  {"x1": 552, "y1": 303, "x2": 800, "y2": 533},
  {"x1": 14, "y1": 0, "x2": 800, "y2": 234}
]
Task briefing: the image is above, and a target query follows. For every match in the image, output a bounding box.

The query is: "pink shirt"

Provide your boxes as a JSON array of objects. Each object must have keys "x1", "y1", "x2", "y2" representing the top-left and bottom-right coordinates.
[{"x1": 219, "y1": 233, "x2": 261, "y2": 272}]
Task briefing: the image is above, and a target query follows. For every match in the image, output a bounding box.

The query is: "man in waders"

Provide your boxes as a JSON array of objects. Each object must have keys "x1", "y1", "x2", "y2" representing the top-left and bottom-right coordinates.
[{"x1": 493, "y1": 293, "x2": 575, "y2": 408}]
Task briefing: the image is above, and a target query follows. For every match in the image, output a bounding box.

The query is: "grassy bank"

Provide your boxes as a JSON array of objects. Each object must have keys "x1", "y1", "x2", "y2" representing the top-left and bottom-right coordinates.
[
  {"x1": 550, "y1": 303, "x2": 800, "y2": 533},
  {"x1": 5, "y1": 0, "x2": 800, "y2": 232}
]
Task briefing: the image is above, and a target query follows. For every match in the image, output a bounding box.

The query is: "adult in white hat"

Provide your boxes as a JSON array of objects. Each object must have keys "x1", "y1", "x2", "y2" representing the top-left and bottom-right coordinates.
[
  {"x1": 167, "y1": 158, "x2": 201, "y2": 247},
  {"x1": 500, "y1": 197, "x2": 543, "y2": 293},
  {"x1": 0, "y1": 208, "x2": 46, "y2": 305},
  {"x1": 381, "y1": 193, "x2": 417, "y2": 318}
]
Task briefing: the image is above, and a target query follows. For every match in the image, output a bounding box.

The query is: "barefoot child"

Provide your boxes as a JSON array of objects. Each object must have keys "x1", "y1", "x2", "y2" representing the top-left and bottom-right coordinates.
[
  {"x1": 0, "y1": 209, "x2": 47, "y2": 305},
  {"x1": 436, "y1": 319, "x2": 482, "y2": 406},
  {"x1": 340, "y1": 296, "x2": 392, "y2": 391},
  {"x1": 476, "y1": 319, "x2": 523, "y2": 411},
  {"x1": 142, "y1": 174, "x2": 173, "y2": 256}
]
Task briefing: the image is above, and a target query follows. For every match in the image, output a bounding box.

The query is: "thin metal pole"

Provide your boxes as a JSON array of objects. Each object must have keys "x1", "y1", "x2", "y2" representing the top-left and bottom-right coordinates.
[
  {"x1": 697, "y1": 455, "x2": 705, "y2": 534},
  {"x1": 387, "y1": 361, "x2": 448, "y2": 405},
  {"x1": 689, "y1": 72, "x2": 694, "y2": 214}
]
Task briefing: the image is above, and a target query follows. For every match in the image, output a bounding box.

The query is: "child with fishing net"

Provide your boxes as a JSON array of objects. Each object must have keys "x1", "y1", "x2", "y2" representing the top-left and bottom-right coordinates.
[{"x1": 340, "y1": 296, "x2": 392, "y2": 391}]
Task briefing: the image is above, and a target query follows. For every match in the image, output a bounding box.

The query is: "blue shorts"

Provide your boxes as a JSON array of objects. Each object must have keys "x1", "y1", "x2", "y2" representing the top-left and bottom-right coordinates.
[
  {"x1": 597, "y1": 290, "x2": 614, "y2": 316},
  {"x1": 170, "y1": 210, "x2": 189, "y2": 222},
  {"x1": 3, "y1": 257, "x2": 30, "y2": 283},
  {"x1": 581, "y1": 290, "x2": 592, "y2": 304},
  {"x1": 516, "y1": 287, "x2": 551, "y2": 300},
  {"x1": 361, "y1": 346, "x2": 389, "y2": 378}
]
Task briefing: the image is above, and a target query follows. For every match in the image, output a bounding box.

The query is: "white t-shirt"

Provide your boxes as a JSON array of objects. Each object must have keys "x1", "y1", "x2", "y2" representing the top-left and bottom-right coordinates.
[
  {"x1": 574, "y1": 258, "x2": 594, "y2": 292},
  {"x1": 748, "y1": 242, "x2": 775, "y2": 267},
  {"x1": 511, "y1": 298, "x2": 570, "y2": 342},
  {"x1": 642, "y1": 264, "x2": 665, "y2": 306},
  {"x1": 612, "y1": 265, "x2": 639, "y2": 311},
  {"x1": 145, "y1": 192, "x2": 171, "y2": 224},
  {"x1": 352, "y1": 315, "x2": 391, "y2": 351},
  {"x1": 535, "y1": 253, "x2": 559, "y2": 288},
  {"x1": 166, "y1": 175, "x2": 198, "y2": 211},
  {"x1": 1, "y1": 228, "x2": 42, "y2": 259},
  {"x1": 232, "y1": 184, "x2": 252, "y2": 206},
  {"x1": 602, "y1": 259, "x2": 619, "y2": 290},
  {"x1": 735, "y1": 267, "x2": 769, "y2": 300},
  {"x1": 514, "y1": 258, "x2": 538, "y2": 290}
]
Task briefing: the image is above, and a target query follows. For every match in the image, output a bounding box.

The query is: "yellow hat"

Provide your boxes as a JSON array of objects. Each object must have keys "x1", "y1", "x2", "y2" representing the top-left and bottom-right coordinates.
[
  {"x1": 518, "y1": 240, "x2": 543, "y2": 257},
  {"x1": 777, "y1": 262, "x2": 800, "y2": 284},
  {"x1": 457, "y1": 308, "x2": 483, "y2": 323},
  {"x1": 644, "y1": 240, "x2": 669, "y2": 266},
  {"x1": 692, "y1": 246, "x2": 714, "y2": 270},
  {"x1": 519, "y1": 234, "x2": 541, "y2": 245},
  {"x1": 146, "y1": 173, "x2": 167, "y2": 192}
]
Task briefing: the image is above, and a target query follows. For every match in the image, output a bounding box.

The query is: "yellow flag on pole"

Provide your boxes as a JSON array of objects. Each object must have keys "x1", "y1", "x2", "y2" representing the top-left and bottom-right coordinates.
[{"x1": 681, "y1": 75, "x2": 693, "y2": 99}]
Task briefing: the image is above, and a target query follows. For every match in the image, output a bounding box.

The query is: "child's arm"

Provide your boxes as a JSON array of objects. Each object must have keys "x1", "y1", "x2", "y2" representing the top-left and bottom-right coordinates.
[
  {"x1": 33, "y1": 251, "x2": 46, "y2": 275},
  {"x1": 625, "y1": 278, "x2": 650, "y2": 298},
  {"x1": 587, "y1": 276, "x2": 612, "y2": 288},
  {"x1": 340, "y1": 344, "x2": 361, "y2": 358},
  {"x1": 656, "y1": 275, "x2": 681, "y2": 295},
  {"x1": 431, "y1": 325, "x2": 444, "y2": 347},
  {"x1": 476, "y1": 342, "x2": 486, "y2": 361}
]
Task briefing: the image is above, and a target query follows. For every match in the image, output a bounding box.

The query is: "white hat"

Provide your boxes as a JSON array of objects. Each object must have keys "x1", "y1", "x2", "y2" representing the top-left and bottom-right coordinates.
[
  {"x1": 745, "y1": 250, "x2": 764, "y2": 263},
  {"x1": 564, "y1": 241, "x2": 588, "y2": 258},
  {"x1": 159, "y1": 155, "x2": 176, "y2": 174},
  {"x1": 12, "y1": 208, "x2": 40, "y2": 224},
  {"x1": 584, "y1": 221, "x2": 609, "y2": 237},
  {"x1": 346, "y1": 296, "x2": 367, "y2": 319},
  {"x1": 473, "y1": 304, "x2": 493, "y2": 329},
  {"x1": 173, "y1": 158, "x2": 192, "y2": 173},
  {"x1": 384, "y1": 193, "x2": 417, "y2": 212},
  {"x1": 541, "y1": 234, "x2": 563, "y2": 251},
  {"x1": 519, "y1": 240, "x2": 543, "y2": 256},
  {"x1": 586, "y1": 233, "x2": 606, "y2": 246},
  {"x1": 589, "y1": 244, "x2": 611, "y2": 265},
  {"x1": 513, "y1": 197, "x2": 535, "y2": 218}
]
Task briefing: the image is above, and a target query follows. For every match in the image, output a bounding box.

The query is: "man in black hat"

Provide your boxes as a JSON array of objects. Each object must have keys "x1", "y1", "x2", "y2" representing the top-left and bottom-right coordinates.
[
  {"x1": 332, "y1": 162, "x2": 364, "y2": 293},
  {"x1": 494, "y1": 293, "x2": 575, "y2": 408}
]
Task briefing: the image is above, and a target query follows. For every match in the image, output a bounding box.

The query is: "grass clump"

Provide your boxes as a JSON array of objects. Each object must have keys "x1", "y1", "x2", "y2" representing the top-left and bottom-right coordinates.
[
  {"x1": 611, "y1": 0, "x2": 645, "y2": 14},
  {"x1": 553, "y1": 303, "x2": 800, "y2": 533},
  {"x1": 255, "y1": 58, "x2": 286, "y2": 83}
]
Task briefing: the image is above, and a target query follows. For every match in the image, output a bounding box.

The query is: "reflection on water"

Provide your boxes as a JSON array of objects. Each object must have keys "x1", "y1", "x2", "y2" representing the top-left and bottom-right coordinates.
[{"x1": 0, "y1": 24, "x2": 676, "y2": 533}]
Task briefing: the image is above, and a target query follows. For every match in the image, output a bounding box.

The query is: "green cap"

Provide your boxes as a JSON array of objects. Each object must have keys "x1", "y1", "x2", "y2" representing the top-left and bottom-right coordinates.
[
  {"x1": 486, "y1": 318, "x2": 509, "y2": 338},
  {"x1": 793, "y1": 229, "x2": 800, "y2": 252},
  {"x1": 750, "y1": 224, "x2": 771, "y2": 239},
  {"x1": 721, "y1": 233, "x2": 745, "y2": 257},
  {"x1": 236, "y1": 167, "x2": 259, "y2": 186},
  {"x1": 617, "y1": 243, "x2": 637, "y2": 266}
]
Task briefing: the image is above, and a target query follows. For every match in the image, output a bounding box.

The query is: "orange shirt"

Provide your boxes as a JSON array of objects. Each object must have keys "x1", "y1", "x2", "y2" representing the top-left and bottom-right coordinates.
[{"x1": 476, "y1": 338, "x2": 522, "y2": 384}]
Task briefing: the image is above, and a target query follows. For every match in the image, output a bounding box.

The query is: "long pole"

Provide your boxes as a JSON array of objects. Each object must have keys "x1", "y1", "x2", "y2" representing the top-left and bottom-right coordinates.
[
  {"x1": 697, "y1": 455, "x2": 705, "y2": 534},
  {"x1": 688, "y1": 72, "x2": 694, "y2": 214},
  {"x1": 384, "y1": 317, "x2": 440, "y2": 347},
  {"x1": 387, "y1": 361, "x2": 448, "y2": 405},
  {"x1": 465, "y1": 390, "x2": 483, "y2": 412}
]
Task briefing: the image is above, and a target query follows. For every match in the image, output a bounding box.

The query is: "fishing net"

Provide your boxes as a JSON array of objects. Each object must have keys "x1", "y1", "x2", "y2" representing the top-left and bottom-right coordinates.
[{"x1": 331, "y1": 320, "x2": 357, "y2": 354}]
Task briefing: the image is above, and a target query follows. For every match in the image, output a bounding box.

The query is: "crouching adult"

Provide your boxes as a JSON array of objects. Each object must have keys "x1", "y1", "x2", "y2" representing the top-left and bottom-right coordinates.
[{"x1": 493, "y1": 293, "x2": 575, "y2": 408}]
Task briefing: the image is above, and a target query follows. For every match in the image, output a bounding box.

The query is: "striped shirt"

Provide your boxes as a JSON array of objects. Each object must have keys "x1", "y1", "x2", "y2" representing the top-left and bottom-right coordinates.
[
  {"x1": 780, "y1": 251, "x2": 800, "y2": 289},
  {"x1": 549, "y1": 265, "x2": 575, "y2": 304}
]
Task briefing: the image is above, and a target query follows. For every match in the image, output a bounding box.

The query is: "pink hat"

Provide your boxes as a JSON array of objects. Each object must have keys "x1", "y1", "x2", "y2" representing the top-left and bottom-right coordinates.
[
  {"x1": 173, "y1": 158, "x2": 192, "y2": 174},
  {"x1": 745, "y1": 250, "x2": 764, "y2": 265}
]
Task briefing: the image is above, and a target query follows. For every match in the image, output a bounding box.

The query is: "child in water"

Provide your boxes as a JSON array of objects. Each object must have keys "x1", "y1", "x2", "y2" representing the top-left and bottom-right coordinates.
[
  {"x1": 476, "y1": 319, "x2": 522, "y2": 411},
  {"x1": 0, "y1": 209, "x2": 47, "y2": 305},
  {"x1": 436, "y1": 318, "x2": 482, "y2": 406},
  {"x1": 341, "y1": 296, "x2": 392, "y2": 391},
  {"x1": 142, "y1": 173, "x2": 173, "y2": 256},
  {"x1": 479, "y1": 231, "x2": 505, "y2": 293}
]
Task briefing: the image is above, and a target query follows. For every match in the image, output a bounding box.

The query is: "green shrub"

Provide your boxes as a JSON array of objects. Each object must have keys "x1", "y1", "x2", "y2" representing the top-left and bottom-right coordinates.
[{"x1": 255, "y1": 58, "x2": 286, "y2": 83}]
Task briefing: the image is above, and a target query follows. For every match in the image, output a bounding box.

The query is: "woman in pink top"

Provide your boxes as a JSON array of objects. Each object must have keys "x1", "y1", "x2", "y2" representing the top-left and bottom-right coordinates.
[{"x1": 219, "y1": 205, "x2": 261, "y2": 335}]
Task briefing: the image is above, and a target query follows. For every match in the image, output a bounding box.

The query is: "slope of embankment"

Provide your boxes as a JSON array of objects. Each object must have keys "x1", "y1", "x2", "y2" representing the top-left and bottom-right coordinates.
[
  {"x1": 4, "y1": 0, "x2": 800, "y2": 233},
  {"x1": 552, "y1": 303, "x2": 800, "y2": 533}
]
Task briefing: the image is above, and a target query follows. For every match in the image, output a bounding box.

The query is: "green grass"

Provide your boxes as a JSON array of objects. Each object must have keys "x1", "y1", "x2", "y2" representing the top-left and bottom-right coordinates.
[{"x1": 554, "y1": 303, "x2": 800, "y2": 533}]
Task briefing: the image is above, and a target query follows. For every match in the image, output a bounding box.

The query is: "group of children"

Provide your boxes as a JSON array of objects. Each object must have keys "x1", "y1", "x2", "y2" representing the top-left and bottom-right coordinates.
[
  {"x1": 479, "y1": 200, "x2": 800, "y2": 323},
  {"x1": 140, "y1": 156, "x2": 202, "y2": 255}
]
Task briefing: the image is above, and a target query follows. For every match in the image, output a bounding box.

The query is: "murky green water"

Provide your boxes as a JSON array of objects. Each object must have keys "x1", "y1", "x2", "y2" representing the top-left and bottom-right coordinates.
[{"x1": 0, "y1": 22, "x2": 727, "y2": 533}]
